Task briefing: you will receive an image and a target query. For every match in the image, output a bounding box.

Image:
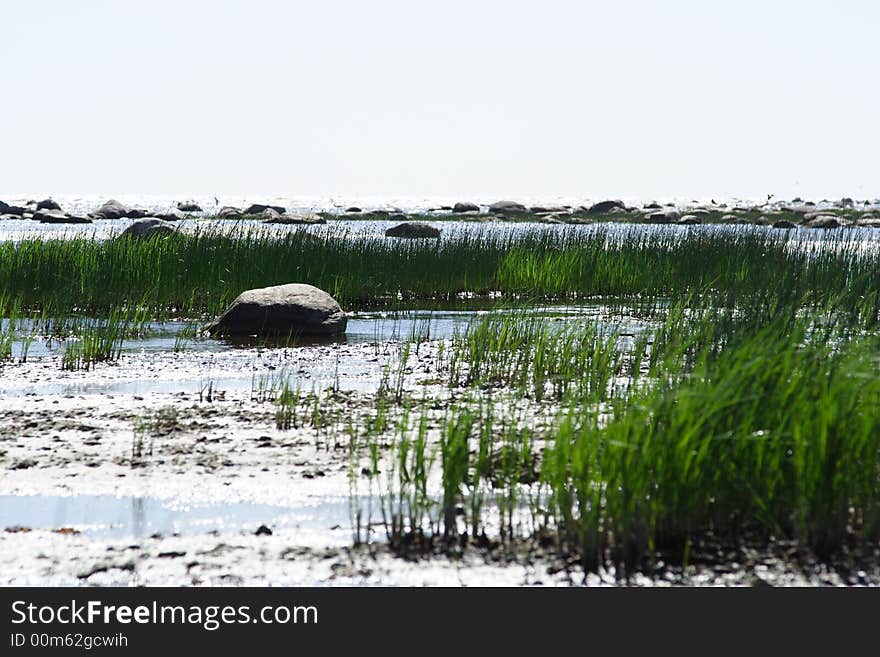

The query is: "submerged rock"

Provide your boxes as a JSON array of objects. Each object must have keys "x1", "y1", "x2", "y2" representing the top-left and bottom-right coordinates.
[
  {"x1": 384, "y1": 222, "x2": 441, "y2": 238},
  {"x1": 35, "y1": 210, "x2": 92, "y2": 224},
  {"x1": 264, "y1": 213, "x2": 326, "y2": 225},
  {"x1": 345, "y1": 207, "x2": 362, "y2": 213},
  {"x1": 154, "y1": 208, "x2": 186, "y2": 221},
  {"x1": 92, "y1": 199, "x2": 130, "y2": 219},
  {"x1": 118, "y1": 218, "x2": 177, "y2": 238},
  {"x1": 530, "y1": 206, "x2": 567, "y2": 215},
  {"x1": 452, "y1": 202, "x2": 480, "y2": 213},
  {"x1": 207, "y1": 283, "x2": 347, "y2": 337},
  {"x1": 772, "y1": 220, "x2": 797, "y2": 229}
]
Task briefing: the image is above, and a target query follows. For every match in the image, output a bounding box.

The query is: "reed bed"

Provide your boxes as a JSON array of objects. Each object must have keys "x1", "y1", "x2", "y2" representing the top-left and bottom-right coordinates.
[
  {"x1": 2, "y1": 225, "x2": 880, "y2": 318},
  {"x1": 348, "y1": 298, "x2": 880, "y2": 571}
]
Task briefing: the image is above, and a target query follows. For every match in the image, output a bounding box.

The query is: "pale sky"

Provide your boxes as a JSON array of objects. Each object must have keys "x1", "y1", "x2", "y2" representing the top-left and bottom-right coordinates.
[{"x1": 1, "y1": 0, "x2": 878, "y2": 201}]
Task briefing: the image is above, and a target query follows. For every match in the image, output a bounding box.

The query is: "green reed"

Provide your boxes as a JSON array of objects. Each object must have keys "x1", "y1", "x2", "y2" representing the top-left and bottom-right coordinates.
[
  {"x1": 4, "y1": 225, "x2": 880, "y2": 319},
  {"x1": 353, "y1": 298, "x2": 880, "y2": 570}
]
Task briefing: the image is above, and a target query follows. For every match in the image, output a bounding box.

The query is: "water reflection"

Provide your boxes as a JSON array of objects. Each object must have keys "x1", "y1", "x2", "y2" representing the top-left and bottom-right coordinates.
[{"x1": 0, "y1": 494, "x2": 351, "y2": 539}]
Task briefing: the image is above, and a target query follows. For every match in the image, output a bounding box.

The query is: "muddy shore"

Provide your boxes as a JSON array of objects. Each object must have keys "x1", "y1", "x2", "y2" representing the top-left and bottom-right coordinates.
[{"x1": 2, "y1": 337, "x2": 877, "y2": 586}]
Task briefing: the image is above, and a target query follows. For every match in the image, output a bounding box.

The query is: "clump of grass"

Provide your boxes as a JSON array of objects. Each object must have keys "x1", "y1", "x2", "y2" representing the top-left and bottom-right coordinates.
[
  {"x1": 0, "y1": 321, "x2": 13, "y2": 362},
  {"x1": 131, "y1": 406, "x2": 180, "y2": 465},
  {"x1": 444, "y1": 313, "x2": 622, "y2": 402},
  {"x1": 0, "y1": 295, "x2": 30, "y2": 362},
  {"x1": 275, "y1": 381, "x2": 303, "y2": 430},
  {"x1": 541, "y1": 312, "x2": 880, "y2": 571},
  {"x1": 60, "y1": 307, "x2": 148, "y2": 371},
  {"x1": 439, "y1": 407, "x2": 472, "y2": 539},
  {"x1": 173, "y1": 319, "x2": 203, "y2": 352}
]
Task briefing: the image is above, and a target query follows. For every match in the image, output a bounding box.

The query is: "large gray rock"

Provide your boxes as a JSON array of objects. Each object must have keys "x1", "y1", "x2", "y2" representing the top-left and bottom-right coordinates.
[
  {"x1": 385, "y1": 222, "x2": 441, "y2": 238},
  {"x1": 488, "y1": 200, "x2": 527, "y2": 214},
  {"x1": 530, "y1": 206, "x2": 567, "y2": 214},
  {"x1": 207, "y1": 283, "x2": 347, "y2": 337},
  {"x1": 118, "y1": 218, "x2": 176, "y2": 238},
  {"x1": 452, "y1": 202, "x2": 480, "y2": 213},
  {"x1": 803, "y1": 216, "x2": 840, "y2": 229},
  {"x1": 244, "y1": 203, "x2": 286, "y2": 216},
  {"x1": 217, "y1": 206, "x2": 242, "y2": 218},
  {"x1": 177, "y1": 201, "x2": 202, "y2": 212},
  {"x1": 92, "y1": 199, "x2": 130, "y2": 219},
  {"x1": 35, "y1": 199, "x2": 62, "y2": 211},
  {"x1": 586, "y1": 200, "x2": 626, "y2": 214},
  {"x1": 1, "y1": 204, "x2": 27, "y2": 216},
  {"x1": 645, "y1": 210, "x2": 681, "y2": 223}
]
